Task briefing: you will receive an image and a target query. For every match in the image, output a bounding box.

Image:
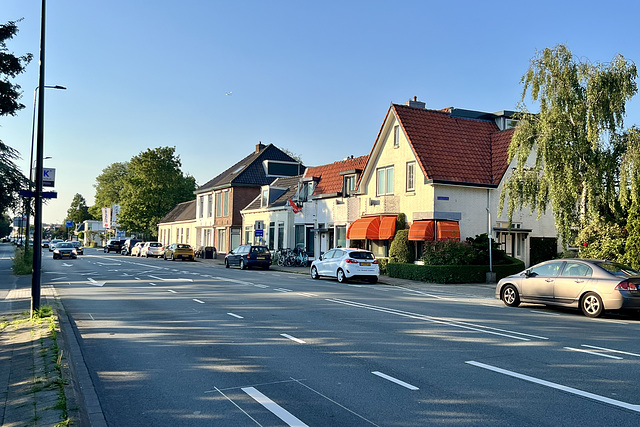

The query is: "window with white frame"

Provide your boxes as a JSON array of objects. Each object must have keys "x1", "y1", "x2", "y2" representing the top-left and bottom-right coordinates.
[
  {"x1": 199, "y1": 196, "x2": 204, "y2": 218},
  {"x1": 261, "y1": 189, "x2": 268, "y2": 208},
  {"x1": 207, "y1": 194, "x2": 213, "y2": 217},
  {"x1": 223, "y1": 191, "x2": 229, "y2": 216},
  {"x1": 393, "y1": 125, "x2": 400, "y2": 147},
  {"x1": 376, "y1": 166, "x2": 394, "y2": 195},
  {"x1": 344, "y1": 174, "x2": 356, "y2": 196},
  {"x1": 406, "y1": 161, "x2": 415, "y2": 192}
]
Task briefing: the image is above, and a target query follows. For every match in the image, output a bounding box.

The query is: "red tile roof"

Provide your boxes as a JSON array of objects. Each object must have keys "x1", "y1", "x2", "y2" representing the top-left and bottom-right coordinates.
[
  {"x1": 392, "y1": 104, "x2": 513, "y2": 185},
  {"x1": 304, "y1": 155, "x2": 369, "y2": 195}
]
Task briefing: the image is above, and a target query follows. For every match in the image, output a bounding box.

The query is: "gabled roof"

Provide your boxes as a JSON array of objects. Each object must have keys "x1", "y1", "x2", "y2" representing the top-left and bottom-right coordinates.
[
  {"x1": 303, "y1": 155, "x2": 369, "y2": 195},
  {"x1": 242, "y1": 175, "x2": 302, "y2": 211},
  {"x1": 195, "y1": 143, "x2": 304, "y2": 194},
  {"x1": 158, "y1": 199, "x2": 196, "y2": 224},
  {"x1": 386, "y1": 103, "x2": 514, "y2": 186}
]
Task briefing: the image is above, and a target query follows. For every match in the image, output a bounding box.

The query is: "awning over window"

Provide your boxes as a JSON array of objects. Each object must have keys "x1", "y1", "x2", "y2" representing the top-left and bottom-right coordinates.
[
  {"x1": 408, "y1": 220, "x2": 435, "y2": 241},
  {"x1": 437, "y1": 221, "x2": 460, "y2": 241},
  {"x1": 347, "y1": 215, "x2": 397, "y2": 240},
  {"x1": 408, "y1": 220, "x2": 460, "y2": 241},
  {"x1": 379, "y1": 216, "x2": 397, "y2": 240}
]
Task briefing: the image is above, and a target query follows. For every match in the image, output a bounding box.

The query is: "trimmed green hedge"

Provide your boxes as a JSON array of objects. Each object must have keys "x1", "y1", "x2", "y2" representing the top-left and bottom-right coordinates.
[{"x1": 386, "y1": 257, "x2": 525, "y2": 283}]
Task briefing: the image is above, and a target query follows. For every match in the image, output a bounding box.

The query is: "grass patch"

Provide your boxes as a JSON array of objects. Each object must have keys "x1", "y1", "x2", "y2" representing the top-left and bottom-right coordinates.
[{"x1": 12, "y1": 247, "x2": 33, "y2": 275}]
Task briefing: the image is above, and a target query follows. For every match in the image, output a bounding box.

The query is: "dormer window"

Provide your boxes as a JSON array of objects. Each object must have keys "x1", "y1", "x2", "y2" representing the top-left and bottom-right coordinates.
[{"x1": 343, "y1": 174, "x2": 356, "y2": 196}]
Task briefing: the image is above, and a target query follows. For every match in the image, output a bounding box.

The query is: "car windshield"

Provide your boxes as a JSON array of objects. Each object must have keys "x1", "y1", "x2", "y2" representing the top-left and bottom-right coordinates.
[
  {"x1": 251, "y1": 247, "x2": 270, "y2": 254},
  {"x1": 348, "y1": 251, "x2": 374, "y2": 260},
  {"x1": 596, "y1": 261, "x2": 640, "y2": 277},
  {"x1": 149, "y1": 243, "x2": 161, "y2": 247},
  {"x1": 71, "y1": 242, "x2": 81, "y2": 246},
  {"x1": 57, "y1": 243, "x2": 72, "y2": 248}
]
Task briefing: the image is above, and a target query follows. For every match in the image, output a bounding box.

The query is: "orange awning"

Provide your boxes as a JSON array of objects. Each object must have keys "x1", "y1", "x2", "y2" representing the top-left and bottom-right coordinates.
[
  {"x1": 347, "y1": 215, "x2": 397, "y2": 240},
  {"x1": 436, "y1": 221, "x2": 460, "y2": 241},
  {"x1": 408, "y1": 220, "x2": 435, "y2": 241},
  {"x1": 347, "y1": 216, "x2": 380, "y2": 240},
  {"x1": 379, "y1": 216, "x2": 397, "y2": 240}
]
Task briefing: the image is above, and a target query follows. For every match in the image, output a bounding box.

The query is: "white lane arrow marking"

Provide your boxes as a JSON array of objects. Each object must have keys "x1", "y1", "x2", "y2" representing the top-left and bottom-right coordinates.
[{"x1": 87, "y1": 278, "x2": 105, "y2": 287}]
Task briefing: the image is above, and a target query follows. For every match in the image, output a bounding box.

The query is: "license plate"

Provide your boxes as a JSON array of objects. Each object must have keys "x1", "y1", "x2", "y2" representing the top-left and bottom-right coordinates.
[
  {"x1": 257, "y1": 256, "x2": 265, "y2": 260},
  {"x1": 361, "y1": 262, "x2": 371, "y2": 266}
]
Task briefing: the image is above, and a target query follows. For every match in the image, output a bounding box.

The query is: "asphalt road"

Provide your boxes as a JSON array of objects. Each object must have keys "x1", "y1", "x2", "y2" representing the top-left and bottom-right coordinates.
[{"x1": 40, "y1": 248, "x2": 640, "y2": 426}]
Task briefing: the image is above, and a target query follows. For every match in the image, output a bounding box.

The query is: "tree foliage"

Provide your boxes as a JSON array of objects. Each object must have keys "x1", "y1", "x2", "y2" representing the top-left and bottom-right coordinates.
[
  {"x1": 66, "y1": 193, "x2": 91, "y2": 226},
  {"x1": 117, "y1": 147, "x2": 196, "y2": 238},
  {"x1": 389, "y1": 229, "x2": 414, "y2": 264},
  {"x1": 93, "y1": 162, "x2": 129, "y2": 209},
  {"x1": 501, "y1": 44, "x2": 637, "y2": 247},
  {"x1": 0, "y1": 20, "x2": 32, "y2": 215}
]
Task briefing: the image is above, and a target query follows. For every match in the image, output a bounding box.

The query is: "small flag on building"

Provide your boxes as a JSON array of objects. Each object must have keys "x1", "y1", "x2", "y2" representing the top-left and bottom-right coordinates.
[{"x1": 288, "y1": 198, "x2": 301, "y2": 214}]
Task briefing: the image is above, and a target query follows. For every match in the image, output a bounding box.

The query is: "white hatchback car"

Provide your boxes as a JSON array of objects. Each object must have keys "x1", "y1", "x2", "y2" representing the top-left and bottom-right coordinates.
[{"x1": 310, "y1": 248, "x2": 379, "y2": 283}]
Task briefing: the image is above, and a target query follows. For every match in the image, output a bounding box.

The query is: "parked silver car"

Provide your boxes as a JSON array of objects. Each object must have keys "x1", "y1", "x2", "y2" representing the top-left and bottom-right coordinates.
[
  {"x1": 142, "y1": 242, "x2": 164, "y2": 258},
  {"x1": 496, "y1": 259, "x2": 640, "y2": 317},
  {"x1": 310, "y1": 248, "x2": 379, "y2": 283}
]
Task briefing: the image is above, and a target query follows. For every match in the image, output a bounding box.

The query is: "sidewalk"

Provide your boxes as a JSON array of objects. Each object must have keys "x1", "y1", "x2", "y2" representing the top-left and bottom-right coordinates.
[{"x1": 0, "y1": 277, "x2": 71, "y2": 427}]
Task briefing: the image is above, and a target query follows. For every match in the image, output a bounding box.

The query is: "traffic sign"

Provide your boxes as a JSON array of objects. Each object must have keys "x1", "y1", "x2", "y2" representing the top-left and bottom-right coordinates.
[
  {"x1": 65, "y1": 220, "x2": 73, "y2": 228},
  {"x1": 254, "y1": 229, "x2": 264, "y2": 237},
  {"x1": 43, "y1": 168, "x2": 55, "y2": 187}
]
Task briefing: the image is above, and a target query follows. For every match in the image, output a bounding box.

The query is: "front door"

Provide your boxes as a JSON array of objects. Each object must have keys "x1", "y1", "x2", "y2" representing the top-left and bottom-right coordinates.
[{"x1": 554, "y1": 261, "x2": 593, "y2": 304}]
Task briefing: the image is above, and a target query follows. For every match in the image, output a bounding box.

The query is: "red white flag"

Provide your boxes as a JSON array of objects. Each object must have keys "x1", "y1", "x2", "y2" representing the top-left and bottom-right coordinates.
[{"x1": 288, "y1": 198, "x2": 301, "y2": 214}]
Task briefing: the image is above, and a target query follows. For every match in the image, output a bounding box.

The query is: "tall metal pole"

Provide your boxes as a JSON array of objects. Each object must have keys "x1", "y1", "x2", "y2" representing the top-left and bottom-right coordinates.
[{"x1": 32, "y1": 0, "x2": 47, "y2": 315}]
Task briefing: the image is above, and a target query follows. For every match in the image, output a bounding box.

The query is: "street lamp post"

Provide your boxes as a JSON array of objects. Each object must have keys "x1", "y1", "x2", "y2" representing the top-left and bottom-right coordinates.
[
  {"x1": 23, "y1": 85, "x2": 65, "y2": 258},
  {"x1": 32, "y1": 0, "x2": 47, "y2": 315}
]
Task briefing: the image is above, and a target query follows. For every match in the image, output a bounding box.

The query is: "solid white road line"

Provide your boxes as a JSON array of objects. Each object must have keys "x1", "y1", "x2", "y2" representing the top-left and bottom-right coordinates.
[
  {"x1": 564, "y1": 346, "x2": 623, "y2": 359},
  {"x1": 582, "y1": 344, "x2": 640, "y2": 358},
  {"x1": 227, "y1": 313, "x2": 244, "y2": 319},
  {"x1": 242, "y1": 387, "x2": 308, "y2": 427},
  {"x1": 281, "y1": 334, "x2": 306, "y2": 344},
  {"x1": 466, "y1": 360, "x2": 640, "y2": 412},
  {"x1": 371, "y1": 371, "x2": 419, "y2": 390}
]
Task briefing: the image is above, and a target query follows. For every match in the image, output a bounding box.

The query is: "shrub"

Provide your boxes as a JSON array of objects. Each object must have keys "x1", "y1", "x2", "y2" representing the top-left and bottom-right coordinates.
[
  {"x1": 389, "y1": 229, "x2": 414, "y2": 264},
  {"x1": 378, "y1": 258, "x2": 388, "y2": 275},
  {"x1": 421, "y1": 233, "x2": 509, "y2": 266},
  {"x1": 387, "y1": 256, "x2": 524, "y2": 283}
]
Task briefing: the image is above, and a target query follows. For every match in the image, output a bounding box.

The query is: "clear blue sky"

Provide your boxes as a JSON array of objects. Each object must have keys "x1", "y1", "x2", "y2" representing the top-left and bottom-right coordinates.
[{"x1": 3, "y1": 0, "x2": 640, "y2": 223}]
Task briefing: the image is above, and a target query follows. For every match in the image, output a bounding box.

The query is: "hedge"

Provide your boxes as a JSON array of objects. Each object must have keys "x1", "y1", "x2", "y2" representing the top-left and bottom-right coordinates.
[{"x1": 385, "y1": 257, "x2": 525, "y2": 283}]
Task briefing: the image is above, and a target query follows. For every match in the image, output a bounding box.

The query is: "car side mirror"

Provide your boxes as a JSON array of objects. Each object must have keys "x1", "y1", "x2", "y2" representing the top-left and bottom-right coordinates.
[
  {"x1": 524, "y1": 269, "x2": 533, "y2": 277},
  {"x1": 318, "y1": 255, "x2": 323, "y2": 260},
  {"x1": 229, "y1": 250, "x2": 234, "y2": 254}
]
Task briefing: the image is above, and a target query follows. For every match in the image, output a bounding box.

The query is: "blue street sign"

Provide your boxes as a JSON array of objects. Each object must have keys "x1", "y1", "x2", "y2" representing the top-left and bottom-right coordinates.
[
  {"x1": 66, "y1": 220, "x2": 73, "y2": 228},
  {"x1": 254, "y1": 229, "x2": 264, "y2": 237}
]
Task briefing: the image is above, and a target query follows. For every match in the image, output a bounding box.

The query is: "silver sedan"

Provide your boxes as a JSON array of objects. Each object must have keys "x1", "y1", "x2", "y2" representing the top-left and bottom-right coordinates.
[{"x1": 496, "y1": 259, "x2": 640, "y2": 317}]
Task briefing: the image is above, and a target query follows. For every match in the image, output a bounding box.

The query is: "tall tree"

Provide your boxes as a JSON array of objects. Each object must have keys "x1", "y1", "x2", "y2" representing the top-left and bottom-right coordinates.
[
  {"x1": 0, "y1": 20, "x2": 32, "y2": 215},
  {"x1": 66, "y1": 193, "x2": 91, "y2": 226},
  {"x1": 500, "y1": 44, "x2": 637, "y2": 247},
  {"x1": 93, "y1": 162, "x2": 129, "y2": 209},
  {"x1": 118, "y1": 147, "x2": 196, "y2": 238}
]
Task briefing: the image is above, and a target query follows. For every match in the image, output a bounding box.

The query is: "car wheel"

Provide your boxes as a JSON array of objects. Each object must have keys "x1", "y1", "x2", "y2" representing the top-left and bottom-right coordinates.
[
  {"x1": 225, "y1": 259, "x2": 230, "y2": 268},
  {"x1": 337, "y1": 269, "x2": 348, "y2": 283},
  {"x1": 240, "y1": 259, "x2": 246, "y2": 270},
  {"x1": 164, "y1": 254, "x2": 168, "y2": 260},
  {"x1": 582, "y1": 292, "x2": 604, "y2": 317},
  {"x1": 368, "y1": 276, "x2": 378, "y2": 284},
  {"x1": 311, "y1": 266, "x2": 319, "y2": 280},
  {"x1": 170, "y1": 254, "x2": 175, "y2": 261},
  {"x1": 501, "y1": 284, "x2": 521, "y2": 307}
]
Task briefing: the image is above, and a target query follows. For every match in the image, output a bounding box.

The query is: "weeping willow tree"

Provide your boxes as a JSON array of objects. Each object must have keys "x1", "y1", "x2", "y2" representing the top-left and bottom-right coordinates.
[
  {"x1": 501, "y1": 44, "x2": 638, "y2": 248},
  {"x1": 620, "y1": 128, "x2": 640, "y2": 267}
]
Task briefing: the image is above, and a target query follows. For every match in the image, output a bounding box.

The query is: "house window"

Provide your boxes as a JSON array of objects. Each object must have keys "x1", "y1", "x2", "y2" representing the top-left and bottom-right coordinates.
[
  {"x1": 295, "y1": 225, "x2": 305, "y2": 250},
  {"x1": 207, "y1": 194, "x2": 213, "y2": 217},
  {"x1": 199, "y1": 196, "x2": 204, "y2": 218},
  {"x1": 217, "y1": 229, "x2": 226, "y2": 253},
  {"x1": 336, "y1": 226, "x2": 346, "y2": 248},
  {"x1": 406, "y1": 162, "x2": 415, "y2": 192},
  {"x1": 223, "y1": 191, "x2": 229, "y2": 217},
  {"x1": 244, "y1": 226, "x2": 253, "y2": 245},
  {"x1": 393, "y1": 125, "x2": 400, "y2": 147},
  {"x1": 376, "y1": 166, "x2": 394, "y2": 196},
  {"x1": 186, "y1": 228, "x2": 190, "y2": 244},
  {"x1": 215, "y1": 192, "x2": 222, "y2": 217},
  {"x1": 262, "y1": 189, "x2": 268, "y2": 207},
  {"x1": 344, "y1": 175, "x2": 356, "y2": 196},
  {"x1": 268, "y1": 222, "x2": 275, "y2": 249},
  {"x1": 277, "y1": 222, "x2": 284, "y2": 250}
]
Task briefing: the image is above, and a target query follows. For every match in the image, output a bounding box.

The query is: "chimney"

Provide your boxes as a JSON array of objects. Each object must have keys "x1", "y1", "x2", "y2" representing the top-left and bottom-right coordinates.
[
  {"x1": 256, "y1": 142, "x2": 266, "y2": 153},
  {"x1": 406, "y1": 96, "x2": 426, "y2": 109}
]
